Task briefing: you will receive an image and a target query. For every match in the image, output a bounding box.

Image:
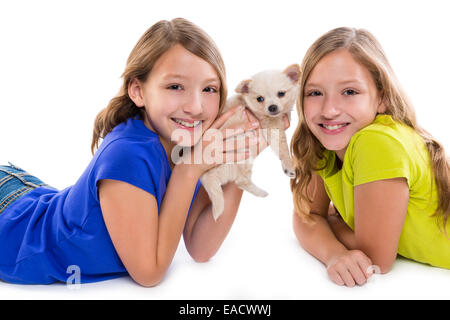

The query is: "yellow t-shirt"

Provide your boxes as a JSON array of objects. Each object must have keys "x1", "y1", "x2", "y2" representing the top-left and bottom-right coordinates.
[{"x1": 317, "y1": 114, "x2": 450, "y2": 269}]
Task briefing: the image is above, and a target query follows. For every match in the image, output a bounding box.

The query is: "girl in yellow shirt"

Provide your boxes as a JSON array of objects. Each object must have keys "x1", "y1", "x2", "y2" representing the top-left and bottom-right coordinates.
[{"x1": 290, "y1": 27, "x2": 450, "y2": 287}]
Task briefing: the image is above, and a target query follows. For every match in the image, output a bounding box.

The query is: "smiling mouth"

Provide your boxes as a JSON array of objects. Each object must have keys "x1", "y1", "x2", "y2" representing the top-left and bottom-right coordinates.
[
  {"x1": 171, "y1": 118, "x2": 202, "y2": 128},
  {"x1": 319, "y1": 123, "x2": 350, "y2": 130}
]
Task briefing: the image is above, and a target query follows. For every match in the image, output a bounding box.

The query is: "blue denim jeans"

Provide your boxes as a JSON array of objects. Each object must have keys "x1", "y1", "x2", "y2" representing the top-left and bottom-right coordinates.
[{"x1": 0, "y1": 162, "x2": 53, "y2": 214}]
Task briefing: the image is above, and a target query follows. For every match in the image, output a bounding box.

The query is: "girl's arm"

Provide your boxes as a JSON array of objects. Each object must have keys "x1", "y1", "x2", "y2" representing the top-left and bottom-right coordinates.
[
  {"x1": 98, "y1": 105, "x2": 252, "y2": 287},
  {"x1": 353, "y1": 178, "x2": 409, "y2": 273},
  {"x1": 98, "y1": 164, "x2": 202, "y2": 287},
  {"x1": 293, "y1": 172, "x2": 347, "y2": 264},
  {"x1": 183, "y1": 182, "x2": 243, "y2": 262},
  {"x1": 293, "y1": 172, "x2": 373, "y2": 287},
  {"x1": 183, "y1": 110, "x2": 291, "y2": 262},
  {"x1": 327, "y1": 208, "x2": 357, "y2": 250},
  {"x1": 327, "y1": 177, "x2": 409, "y2": 273}
]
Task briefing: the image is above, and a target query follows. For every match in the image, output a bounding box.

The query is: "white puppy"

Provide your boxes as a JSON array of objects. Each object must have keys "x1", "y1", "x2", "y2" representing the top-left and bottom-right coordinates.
[{"x1": 200, "y1": 64, "x2": 301, "y2": 220}]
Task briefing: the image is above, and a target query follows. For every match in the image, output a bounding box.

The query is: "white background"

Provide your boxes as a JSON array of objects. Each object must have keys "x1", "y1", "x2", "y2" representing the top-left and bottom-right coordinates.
[{"x1": 0, "y1": 0, "x2": 449, "y2": 299}]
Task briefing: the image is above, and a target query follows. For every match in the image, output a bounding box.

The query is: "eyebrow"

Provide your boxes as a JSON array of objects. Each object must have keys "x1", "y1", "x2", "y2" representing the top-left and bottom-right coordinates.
[
  {"x1": 337, "y1": 79, "x2": 365, "y2": 86},
  {"x1": 305, "y1": 79, "x2": 365, "y2": 88},
  {"x1": 162, "y1": 74, "x2": 220, "y2": 83}
]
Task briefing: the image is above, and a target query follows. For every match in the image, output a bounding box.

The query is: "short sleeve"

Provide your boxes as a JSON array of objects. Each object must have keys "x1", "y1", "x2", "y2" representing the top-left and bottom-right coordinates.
[
  {"x1": 315, "y1": 150, "x2": 336, "y2": 178},
  {"x1": 350, "y1": 130, "x2": 412, "y2": 187},
  {"x1": 90, "y1": 138, "x2": 168, "y2": 202}
]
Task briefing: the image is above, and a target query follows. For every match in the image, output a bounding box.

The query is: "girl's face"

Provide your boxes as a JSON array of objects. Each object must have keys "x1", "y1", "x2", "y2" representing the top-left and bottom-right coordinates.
[
  {"x1": 130, "y1": 44, "x2": 221, "y2": 148},
  {"x1": 303, "y1": 49, "x2": 386, "y2": 161}
]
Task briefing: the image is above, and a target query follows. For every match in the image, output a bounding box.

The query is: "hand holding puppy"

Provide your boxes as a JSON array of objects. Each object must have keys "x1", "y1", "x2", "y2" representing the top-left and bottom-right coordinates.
[{"x1": 201, "y1": 64, "x2": 301, "y2": 220}]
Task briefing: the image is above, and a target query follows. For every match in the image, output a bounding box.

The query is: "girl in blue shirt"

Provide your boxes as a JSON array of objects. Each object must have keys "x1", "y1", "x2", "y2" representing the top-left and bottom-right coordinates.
[{"x1": 0, "y1": 18, "x2": 266, "y2": 286}]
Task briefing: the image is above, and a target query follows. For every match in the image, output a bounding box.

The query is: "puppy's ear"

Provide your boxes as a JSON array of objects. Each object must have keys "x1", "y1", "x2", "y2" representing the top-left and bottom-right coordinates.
[
  {"x1": 283, "y1": 64, "x2": 301, "y2": 83},
  {"x1": 235, "y1": 79, "x2": 251, "y2": 94}
]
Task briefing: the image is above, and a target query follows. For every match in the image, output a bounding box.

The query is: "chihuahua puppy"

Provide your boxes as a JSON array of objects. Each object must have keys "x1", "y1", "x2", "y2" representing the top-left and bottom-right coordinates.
[{"x1": 200, "y1": 64, "x2": 301, "y2": 220}]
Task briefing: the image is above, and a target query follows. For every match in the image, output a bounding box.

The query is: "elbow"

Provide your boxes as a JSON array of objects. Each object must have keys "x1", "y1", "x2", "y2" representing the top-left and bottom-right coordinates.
[
  {"x1": 292, "y1": 211, "x2": 316, "y2": 244},
  {"x1": 362, "y1": 252, "x2": 395, "y2": 275},
  {"x1": 137, "y1": 277, "x2": 162, "y2": 288},
  {"x1": 354, "y1": 238, "x2": 397, "y2": 275},
  {"x1": 185, "y1": 239, "x2": 215, "y2": 263},
  {"x1": 135, "y1": 273, "x2": 164, "y2": 288},
  {"x1": 372, "y1": 260, "x2": 393, "y2": 275},
  {"x1": 292, "y1": 215, "x2": 305, "y2": 247},
  {"x1": 355, "y1": 242, "x2": 397, "y2": 274},
  {"x1": 130, "y1": 265, "x2": 165, "y2": 288},
  {"x1": 193, "y1": 255, "x2": 211, "y2": 263},
  {"x1": 190, "y1": 249, "x2": 214, "y2": 263}
]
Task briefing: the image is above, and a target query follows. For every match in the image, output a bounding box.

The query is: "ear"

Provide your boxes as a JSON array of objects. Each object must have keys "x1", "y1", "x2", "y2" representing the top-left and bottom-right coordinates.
[
  {"x1": 377, "y1": 93, "x2": 388, "y2": 114},
  {"x1": 235, "y1": 79, "x2": 251, "y2": 94},
  {"x1": 128, "y1": 78, "x2": 145, "y2": 107},
  {"x1": 283, "y1": 64, "x2": 301, "y2": 83}
]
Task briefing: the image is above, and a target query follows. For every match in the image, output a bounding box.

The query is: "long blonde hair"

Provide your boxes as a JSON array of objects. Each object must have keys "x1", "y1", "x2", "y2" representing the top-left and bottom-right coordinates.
[
  {"x1": 290, "y1": 27, "x2": 449, "y2": 233},
  {"x1": 91, "y1": 18, "x2": 227, "y2": 154}
]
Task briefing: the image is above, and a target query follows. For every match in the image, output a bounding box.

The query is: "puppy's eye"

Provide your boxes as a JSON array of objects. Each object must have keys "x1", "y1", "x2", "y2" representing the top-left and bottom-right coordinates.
[
  {"x1": 256, "y1": 96, "x2": 264, "y2": 103},
  {"x1": 277, "y1": 91, "x2": 286, "y2": 98}
]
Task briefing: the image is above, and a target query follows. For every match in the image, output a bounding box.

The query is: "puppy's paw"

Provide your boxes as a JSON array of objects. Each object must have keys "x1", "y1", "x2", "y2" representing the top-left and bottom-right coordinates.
[
  {"x1": 283, "y1": 168, "x2": 296, "y2": 178},
  {"x1": 282, "y1": 161, "x2": 296, "y2": 179},
  {"x1": 212, "y1": 203, "x2": 225, "y2": 221},
  {"x1": 241, "y1": 184, "x2": 269, "y2": 197},
  {"x1": 255, "y1": 189, "x2": 269, "y2": 197}
]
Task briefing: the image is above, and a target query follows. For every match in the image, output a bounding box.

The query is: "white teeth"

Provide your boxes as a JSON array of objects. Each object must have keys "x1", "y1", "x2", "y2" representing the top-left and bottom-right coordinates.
[
  {"x1": 322, "y1": 123, "x2": 347, "y2": 130},
  {"x1": 173, "y1": 118, "x2": 201, "y2": 128}
]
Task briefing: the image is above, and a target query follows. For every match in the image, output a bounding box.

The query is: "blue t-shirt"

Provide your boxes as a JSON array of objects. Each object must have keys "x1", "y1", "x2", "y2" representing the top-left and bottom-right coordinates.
[{"x1": 0, "y1": 118, "x2": 201, "y2": 284}]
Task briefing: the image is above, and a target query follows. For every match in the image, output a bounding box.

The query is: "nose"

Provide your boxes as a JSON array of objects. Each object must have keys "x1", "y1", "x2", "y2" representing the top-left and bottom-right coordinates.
[
  {"x1": 321, "y1": 94, "x2": 341, "y2": 118},
  {"x1": 268, "y1": 104, "x2": 278, "y2": 114},
  {"x1": 182, "y1": 92, "x2": 203, "y2": 116}
]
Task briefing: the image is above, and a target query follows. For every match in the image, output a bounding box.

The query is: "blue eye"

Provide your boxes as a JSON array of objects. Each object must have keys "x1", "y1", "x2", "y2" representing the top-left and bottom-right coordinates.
[
  {"x1": 168, "y1": 84, "x2": 182, "y2": 90},
  {"x1": 306, "y1": 90, "x2": 322, "y2": 97},
  {"x1": 203, "y1": 87, "x2": 218, "y2": 93},
  {"x1": 343, "y1": 89, "x2": 358, "y2": 95},
  {"x1": 277, "y1": 91, "x2": 286, "y2": 98},
  {"x1": 256, "y1": 96, "x2": 264, "y2": 103}
]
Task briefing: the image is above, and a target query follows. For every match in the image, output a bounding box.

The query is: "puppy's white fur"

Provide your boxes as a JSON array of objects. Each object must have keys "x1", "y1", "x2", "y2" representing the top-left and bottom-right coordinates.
[{"x1": 200, "y1": 64, "x2": 301, "y2": 221}]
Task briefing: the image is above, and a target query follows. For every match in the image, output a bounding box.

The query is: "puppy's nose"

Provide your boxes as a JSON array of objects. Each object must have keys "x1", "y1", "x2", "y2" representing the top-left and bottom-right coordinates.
[{"x1": 268, "y1": 105, "x2": 279, "y2": 114}]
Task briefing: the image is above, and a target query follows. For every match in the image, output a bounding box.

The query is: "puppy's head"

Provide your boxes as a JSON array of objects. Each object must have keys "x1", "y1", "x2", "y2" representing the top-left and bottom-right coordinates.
[{"x1": 235, "y1": 64, "x2": 301, "y2": 118}]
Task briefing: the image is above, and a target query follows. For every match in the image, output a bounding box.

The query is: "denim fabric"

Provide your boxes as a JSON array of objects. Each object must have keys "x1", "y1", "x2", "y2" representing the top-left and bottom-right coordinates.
[{"x1": 0, "y1": 162, "x2": 52, "y2": 214}]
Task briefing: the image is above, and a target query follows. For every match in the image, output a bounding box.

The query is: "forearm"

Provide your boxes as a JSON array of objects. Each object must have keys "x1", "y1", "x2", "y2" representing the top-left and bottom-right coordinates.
[
  {"x1": 187, "y1": 182, "x2": 243, "y2": 262},
  {"x1": 155, "y1": 164, "x2": 201, "y2": 272},
  {"x1": 293, "y1": 211, "x2": 348, "y2": 266},
  {"x1": 327, "y1": 215, "x2": 357, "y2": 250}
]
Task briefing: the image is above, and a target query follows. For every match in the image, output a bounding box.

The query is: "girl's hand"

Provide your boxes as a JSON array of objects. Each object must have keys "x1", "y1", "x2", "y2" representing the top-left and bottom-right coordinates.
[
  {"x1": 326, "y1": 249, "x2": 373, "y2": 287},
  {"x1": 177, "y1": 105, "x2": 260, "y2": 176},
  {"x1": 244, "y1": 109, "x2": 290, "y2": 156}
]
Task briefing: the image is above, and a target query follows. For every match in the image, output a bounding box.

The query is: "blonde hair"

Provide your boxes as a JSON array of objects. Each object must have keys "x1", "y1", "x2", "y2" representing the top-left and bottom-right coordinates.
[
  {"x1": 91, "y1": 18, "x2": 227, "y2": 154},
  {"x1": 290, "y1": 27, "x2": 449, "y2": 233}
]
